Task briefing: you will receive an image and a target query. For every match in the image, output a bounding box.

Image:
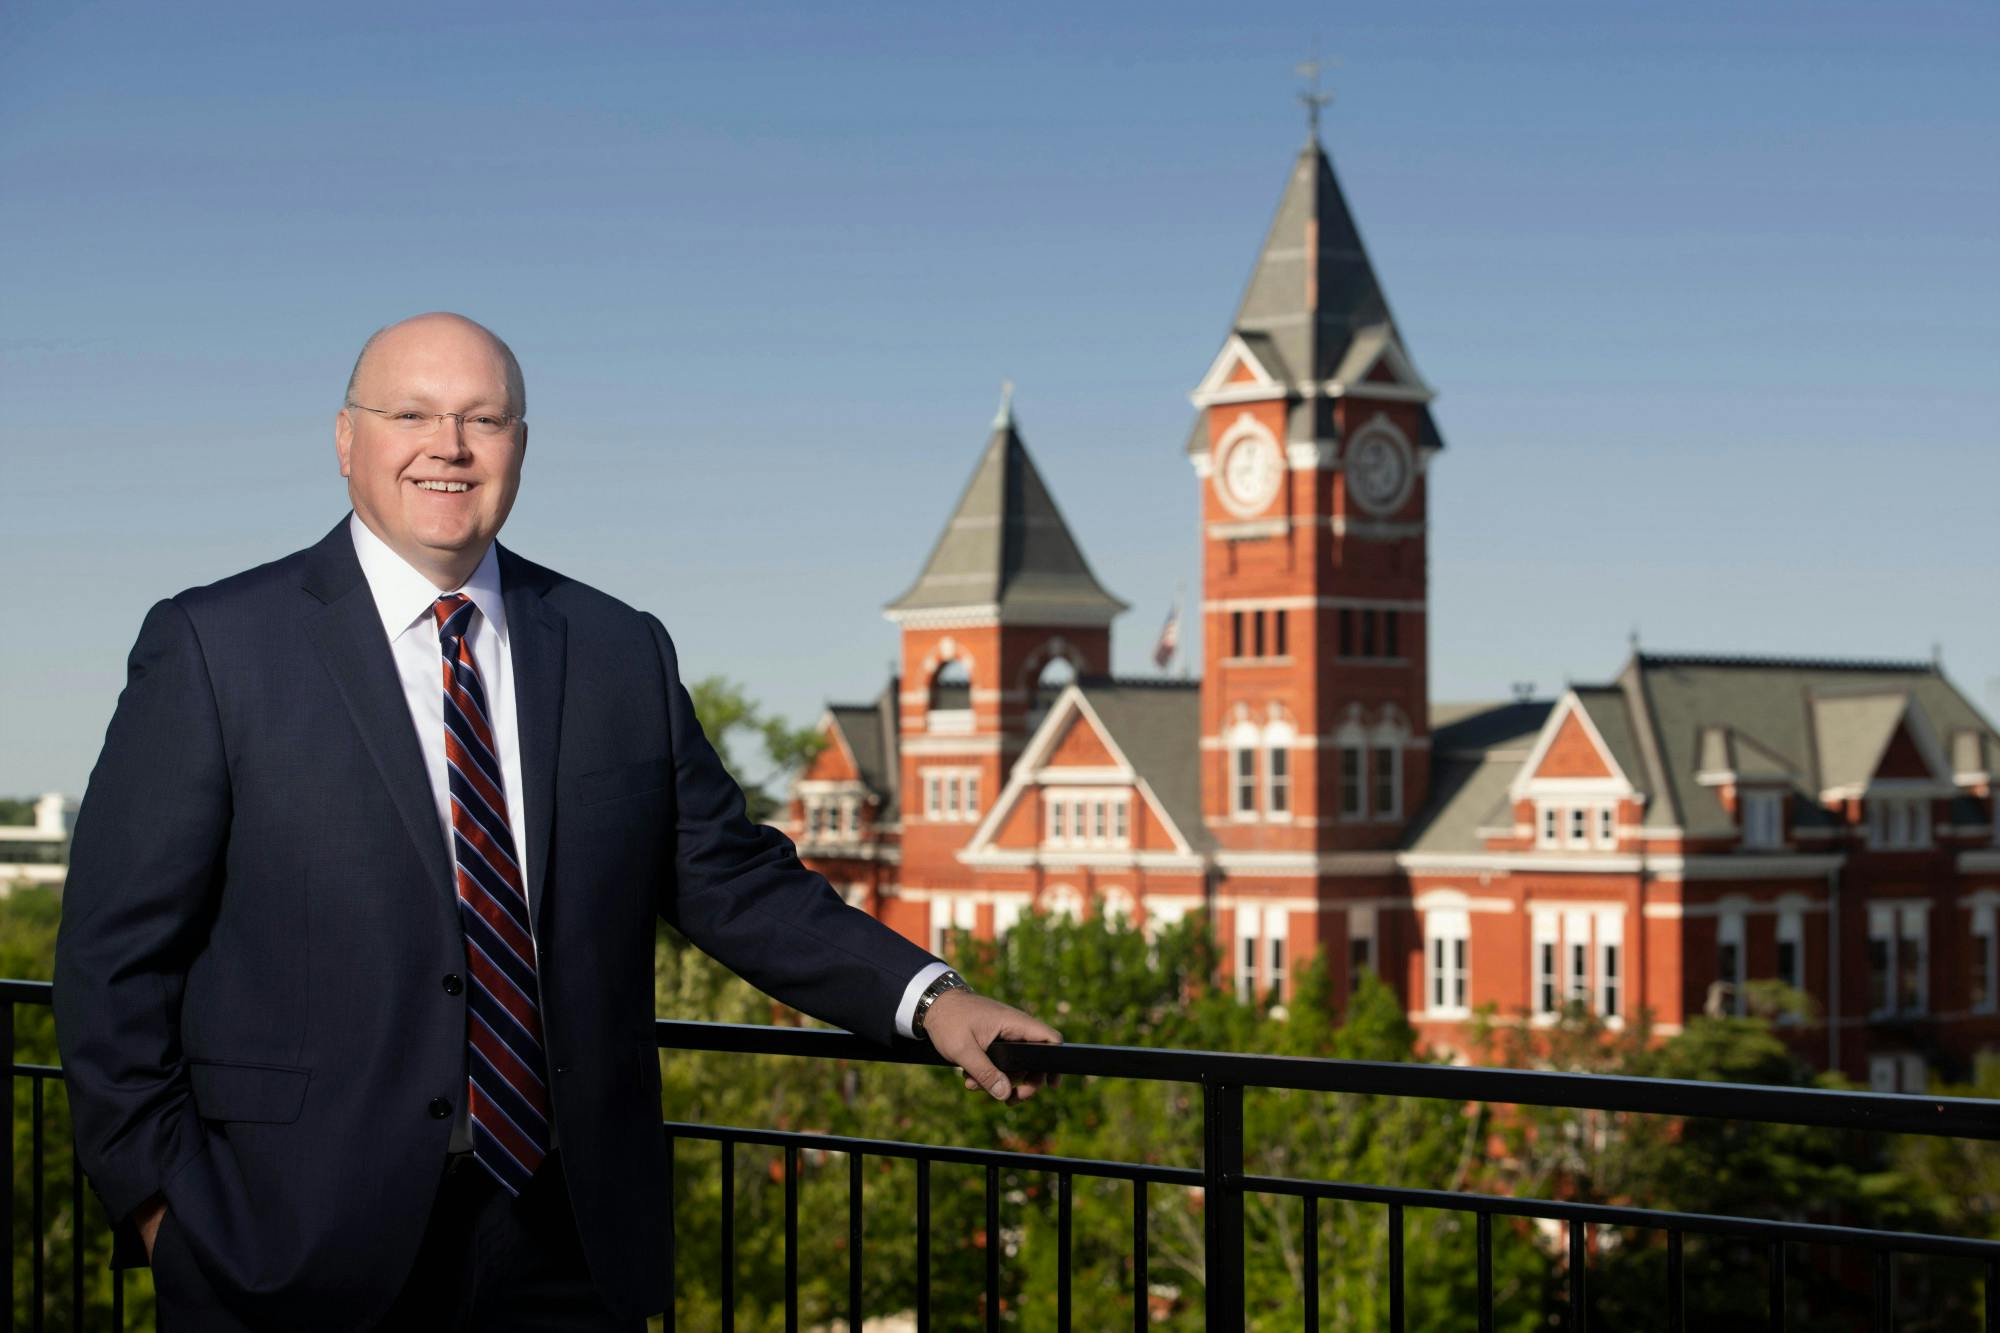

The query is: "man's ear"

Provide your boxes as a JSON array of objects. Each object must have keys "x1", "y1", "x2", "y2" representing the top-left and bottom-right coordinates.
[{"x1": 334, "y1": 408, "x2": 353, "y2": 478}]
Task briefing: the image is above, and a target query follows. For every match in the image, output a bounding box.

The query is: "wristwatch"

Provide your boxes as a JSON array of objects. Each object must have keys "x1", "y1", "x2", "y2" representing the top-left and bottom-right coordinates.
[{"x1": 910, "y1": 969, "x2": 970, "y2": 1042}]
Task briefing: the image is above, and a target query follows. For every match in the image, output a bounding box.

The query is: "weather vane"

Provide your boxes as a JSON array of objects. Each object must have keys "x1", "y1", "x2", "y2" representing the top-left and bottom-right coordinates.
[
  {"x1": 1296, "y1": 55, "x2": 1335, "y2": 138},
  {"x1": 993, "y1": 378, "x2": 1015, "y2": 428}
]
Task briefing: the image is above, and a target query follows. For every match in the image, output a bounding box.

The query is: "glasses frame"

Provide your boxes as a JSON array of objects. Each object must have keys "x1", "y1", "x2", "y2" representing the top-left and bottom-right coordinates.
[{"x1": 345, "y1": 401, "x2": 525, "y2": 435}]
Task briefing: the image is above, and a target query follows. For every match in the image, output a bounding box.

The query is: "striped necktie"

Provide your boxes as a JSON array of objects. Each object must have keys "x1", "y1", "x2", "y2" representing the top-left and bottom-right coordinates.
[{"x1": 433, "y1": 593, "x2": 551, "y2": 1195}]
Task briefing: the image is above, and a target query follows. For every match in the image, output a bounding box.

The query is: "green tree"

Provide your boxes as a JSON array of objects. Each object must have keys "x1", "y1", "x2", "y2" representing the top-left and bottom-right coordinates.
[{"x1": 686, "y1": 677, "x2": 826, "y2": 823}]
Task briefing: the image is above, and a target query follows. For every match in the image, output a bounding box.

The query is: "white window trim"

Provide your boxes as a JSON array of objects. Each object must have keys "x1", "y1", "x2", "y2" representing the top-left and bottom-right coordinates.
[{"x1": 1425, "y1": 908, "x2": 1471, "y2": 1018}]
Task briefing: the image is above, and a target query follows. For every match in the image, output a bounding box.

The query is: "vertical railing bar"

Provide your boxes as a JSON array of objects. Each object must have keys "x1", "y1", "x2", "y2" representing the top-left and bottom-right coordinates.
[
  {"x1": 1058, "y1": 1170, "x2": 1073, "y2": 1332},
  {"x1": 32, "y1": 1075, "x2": 44, "y2": 1333},
  {"x1": 720, "y1": 1137, "x2": 735, "y2": 1333},
  {"x1": 1874, "y1": 1250, "x2": 1892, "y2": 1333},
  {"x1": 2, "y1": 999, "x2": 14, "y2": 1333},
  {"x1": 1132, "y1": 1178, "x2": 1148, "y2": 1333},
  {"x1": 1202, "y1": 1081, "x2": 1245, "y2": 1333},
  {"x1": 985, "y1": 1163, "x2": 1000, "y2": 1333},
  {"x1": 1986, "y1": 1257, "x2": 1997, "y2": 1333},
  {"x1": 112, "y1": 1267, "x2": 123, "y2": 1333},
  {"x1": 1667, "y1": 1229, "x2": 1684, "y2": 1333},
  {"x1": 1303, "y1": 1195, "x2": 1319, "y2": 1331},
  {"x1": 663, "y1": 1134, "x2": 676, "y2": 1333},
  {"x1": 1568, "y1": 1218, "x2": 1587, "y2": 1332},
  {"x1": 915, "y1": 1157, "x2": 931, "y2": 1333},
  {"x1": 69, "y1": 1138, "x2": 83, "y2": 1332},
  {"x1": 785, "y1": 1145, "x2": 799, "y2": 1333},
  {"x1": 848, "y1": 1150, "x2": 863, "y2": 1333},
  {"x1": 1477, "y1": 1209, "x2": 1493, "y2": 1333},
  {"x1": 1388, "y1": 1201, "x2": 1404, "y2": 1333},
  {"x1": 1768, "y1": 1240, "x2": 1784, "y2": 1332}
]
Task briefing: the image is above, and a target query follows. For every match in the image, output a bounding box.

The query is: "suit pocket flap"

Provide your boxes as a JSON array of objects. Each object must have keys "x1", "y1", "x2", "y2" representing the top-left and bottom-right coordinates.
[
  {"x1": 575, "y1": 755, "x2": 672, "y2": 806},
  {"x1": 188, "y1": 1059, "x2": 310, "y2": 1124}
]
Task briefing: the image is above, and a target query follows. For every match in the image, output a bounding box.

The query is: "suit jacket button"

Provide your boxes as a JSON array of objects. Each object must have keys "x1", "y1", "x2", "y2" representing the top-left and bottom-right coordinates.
[
  {"x1": 442, "y1": 974, "x2": 464, "y2": 995},
  {"x1": 429, "y1": 1098, "x2": 452, "y2": 1119}
]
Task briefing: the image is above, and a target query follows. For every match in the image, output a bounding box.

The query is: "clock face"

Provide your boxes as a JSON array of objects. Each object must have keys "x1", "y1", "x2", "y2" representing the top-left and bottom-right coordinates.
[
  {"x1": 1346, "y1": 431, "x2": 1412, "y2": 515},
  {"x1": 1219, "y1": 433, "x2": 1282, "y2": 515}
]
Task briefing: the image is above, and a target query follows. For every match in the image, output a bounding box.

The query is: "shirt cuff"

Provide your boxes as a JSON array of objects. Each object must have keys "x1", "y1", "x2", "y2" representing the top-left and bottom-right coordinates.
[{"x1": 894, "y1": 960, "x2": 955, "y2": 1039}]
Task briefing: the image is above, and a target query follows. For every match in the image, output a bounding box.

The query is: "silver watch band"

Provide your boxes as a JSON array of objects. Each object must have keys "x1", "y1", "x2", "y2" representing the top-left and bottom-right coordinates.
[{"x1": 911, "y1": 969, "x2": 969, "y2": 1039}]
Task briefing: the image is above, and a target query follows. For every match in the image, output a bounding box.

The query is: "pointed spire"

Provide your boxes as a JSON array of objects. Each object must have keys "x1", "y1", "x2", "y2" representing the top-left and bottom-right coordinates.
[
  {"x1": 884, "y1": 401, "x2": 1128, "y2": 626},
  {"x1": 1296, "y1": 57, "x2": 1333, "y2": 145}
]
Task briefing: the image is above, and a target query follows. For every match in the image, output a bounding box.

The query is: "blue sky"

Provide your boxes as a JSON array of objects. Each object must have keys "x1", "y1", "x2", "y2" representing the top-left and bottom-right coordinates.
[{"x1": 2, "y1": 1, "x2": 1995, "y2": 796}]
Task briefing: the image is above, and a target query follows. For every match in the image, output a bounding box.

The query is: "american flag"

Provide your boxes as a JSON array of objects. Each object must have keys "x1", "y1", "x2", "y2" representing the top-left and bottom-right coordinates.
[{"x1": 1151, "y1": 592, "x2": 1181, "y2": 670}]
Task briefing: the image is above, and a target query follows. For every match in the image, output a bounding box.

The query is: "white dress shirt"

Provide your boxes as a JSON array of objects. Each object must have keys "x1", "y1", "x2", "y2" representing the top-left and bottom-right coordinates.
[{"x1": 348, "y1": 515, "x2": 948, "y2": 1105}]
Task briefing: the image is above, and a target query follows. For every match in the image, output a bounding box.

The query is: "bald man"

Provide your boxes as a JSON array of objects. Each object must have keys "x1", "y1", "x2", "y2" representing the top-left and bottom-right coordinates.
[{"x1": 54, "y1": 313, "x2": 1060, "y2": 1331}]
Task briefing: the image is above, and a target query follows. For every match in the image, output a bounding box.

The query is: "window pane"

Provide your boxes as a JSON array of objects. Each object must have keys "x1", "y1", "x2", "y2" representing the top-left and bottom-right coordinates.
[
  {"x1": 1973, "y1": 928, "x2": 1995, "y2": 1012},
  {"x1": 1274, "y1": 609, "x2": 1287, "y2": 656},
  {"x1": 1253, "y1": 610, "x2": 1266, "y2": 657},
  {"x1": 1385, "y1": 611, "x2": 1400, "y2": 658},
  {"x1": 1231, "y1": 610, "x2": 1244, "y2": 657},
  {"x1": 1339, "y1": 609, "x2": 1353, "y2": 656},
  {"x1": 1341, "y1": 748, "x2": 1364, "y2": 817},
  {"x1": 1373, "y1": 747, "x2": 1396, "y2": 815},
  {"x1": 1362, "y1": 609, "x2": 1377, "y2": 657},
  {"x1": 1868, "y1": 937, "x2": 1891, "y2": 1013}
]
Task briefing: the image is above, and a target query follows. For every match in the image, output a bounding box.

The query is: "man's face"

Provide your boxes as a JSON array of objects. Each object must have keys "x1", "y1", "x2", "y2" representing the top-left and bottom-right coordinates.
[{"x1": 335, "y1": 317, "x2": 527, "y2": 582}]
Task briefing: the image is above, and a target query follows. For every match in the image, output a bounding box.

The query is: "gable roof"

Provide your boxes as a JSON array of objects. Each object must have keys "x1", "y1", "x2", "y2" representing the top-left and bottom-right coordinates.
[
  {"x1": 1619, "y1": 653, "x2": 1992, "y2": 836},
  {"x1": 884, "y1": 406, "x2": 1128, "y2": 625},
  {"x1": 1403, "y1": 700, "x2": 1553, "y2": 853},
  {"x1": 1071, "y1": 677, "x2": 1212, "y2": 853},
  {"x1": 825, "y1": 675, "x2": 900, "y2": 808}
]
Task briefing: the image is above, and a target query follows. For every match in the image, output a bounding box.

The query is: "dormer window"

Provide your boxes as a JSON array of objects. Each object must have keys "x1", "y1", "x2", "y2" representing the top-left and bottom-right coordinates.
[
  {"x1": 1741, "y1": 789, "x2": 1784, "y2": 849},
  {"x1": 1866, "y1": 796, "x2": 1931, "y2": 850}
]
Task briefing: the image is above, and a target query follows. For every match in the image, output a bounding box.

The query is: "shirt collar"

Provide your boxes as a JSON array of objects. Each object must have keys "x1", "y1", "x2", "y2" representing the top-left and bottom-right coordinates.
[{"x1": 347, "y1": 512, "x2": 508, "y2": 647}]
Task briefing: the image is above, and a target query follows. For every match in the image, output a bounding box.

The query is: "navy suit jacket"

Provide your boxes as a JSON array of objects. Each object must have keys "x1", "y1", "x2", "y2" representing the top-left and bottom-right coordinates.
[{"x1": 53, "y1": 518, "x2": 940, "y2": 1328}]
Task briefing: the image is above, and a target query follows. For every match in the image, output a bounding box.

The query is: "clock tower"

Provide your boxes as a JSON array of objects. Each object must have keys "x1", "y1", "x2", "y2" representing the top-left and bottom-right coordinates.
[{"x1": 1187, "y1": 130, "x2": 1444, "y2": 857}]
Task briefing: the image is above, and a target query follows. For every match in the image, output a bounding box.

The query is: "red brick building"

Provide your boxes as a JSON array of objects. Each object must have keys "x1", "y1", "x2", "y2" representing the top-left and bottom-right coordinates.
[{"x1": 785, "y1": 132, "x2": 2000, "y2": 1091}]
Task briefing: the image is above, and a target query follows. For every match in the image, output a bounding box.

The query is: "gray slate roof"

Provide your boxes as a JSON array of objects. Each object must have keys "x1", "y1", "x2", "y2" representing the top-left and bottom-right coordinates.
[
  {"x1": 1622, "y1": 654, "x2": 1993, "y2": 838},
  {"x1": 885, "y1": 410, "x2": 1128, "y2": 623},
  {"x1": 1402, "y1": 701, "x2": 1553, "y2": 853},
  {"x1": 826, "y1": 675, "x2": 900, "y2": 808},
  {"x1": 1071, "y1": 677, "x2": 1212, "y2": 852},
  {"x1": 1188, "y1": 139, "x2": 1447, "y2": 456}
]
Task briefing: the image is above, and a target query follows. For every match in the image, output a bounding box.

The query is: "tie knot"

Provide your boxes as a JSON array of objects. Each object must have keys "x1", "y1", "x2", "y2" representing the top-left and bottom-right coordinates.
[{"x1": 433, "y1": 593, "x2": 475, "y2": 639}]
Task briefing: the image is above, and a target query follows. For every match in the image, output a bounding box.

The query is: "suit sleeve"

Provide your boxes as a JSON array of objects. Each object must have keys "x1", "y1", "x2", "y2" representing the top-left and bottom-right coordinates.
[
  {"x1": 643, "y1": 613, "x2": 943, "y2": 1045},
  {"x1": 54, "y1": 598, "x2": 228, "y2": 1222}
]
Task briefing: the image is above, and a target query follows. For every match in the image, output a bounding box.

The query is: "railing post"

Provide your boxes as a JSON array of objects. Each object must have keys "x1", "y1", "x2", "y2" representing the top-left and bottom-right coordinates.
[
  {"x1": 1202, "y1": 1079, "x2": 1244, "y2": 1333},
  {"x1": 2, "y1": 998, "x2": 13, "y2": 1333}
]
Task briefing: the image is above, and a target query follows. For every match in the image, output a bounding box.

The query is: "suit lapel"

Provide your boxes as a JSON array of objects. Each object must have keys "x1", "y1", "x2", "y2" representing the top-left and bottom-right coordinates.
[
  {"x1": 301, "y1": 520, "x2": 455, "y2": 901},
  {"x1": 500, "y1": 548, "x2": 567, "y2": 931}
]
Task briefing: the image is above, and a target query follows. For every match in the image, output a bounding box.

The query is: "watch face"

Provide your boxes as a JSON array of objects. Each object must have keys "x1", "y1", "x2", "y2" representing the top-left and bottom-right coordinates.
[
  {"x1": 1346, "y1": 431, "x2": 1412, "y2": 514},
  {"x1": 1220, "y1": 433, "x2": 1282, "y2": 514}
]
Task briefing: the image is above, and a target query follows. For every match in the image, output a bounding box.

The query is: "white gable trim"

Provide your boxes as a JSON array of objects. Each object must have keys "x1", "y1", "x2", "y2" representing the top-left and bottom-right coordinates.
[
  {"x1": 1509, "y1": 692, "x2": 1637, "y2": 801},
  {"x1": 1190, "y1": 333, "x2": 1287, "y2": 407}
]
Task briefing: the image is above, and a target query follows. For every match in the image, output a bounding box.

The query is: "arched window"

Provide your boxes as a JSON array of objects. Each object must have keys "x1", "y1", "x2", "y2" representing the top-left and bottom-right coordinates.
[
  {"x1": 1335, "y1": 717, "x2": 1368, "y2": 821},
  {"x1": 1263, "y1": 717, "x2": 1297, "y2": 819},
  {"x1": 1100, "y1": 887, "x2": 1135, "y2": 925},
  {"x1": 929, "y1": 660, "x2": 971, "y2": 711},
  {"x1": 1027, "y1": 653, "x2": 1077, "y2": 733},
  {"x1": 1228, "y1": 716, "x2": 1261, "y2": 818},
  {"x1": 1043, "y1": 884, "x2": 1082, "y2": 920}
]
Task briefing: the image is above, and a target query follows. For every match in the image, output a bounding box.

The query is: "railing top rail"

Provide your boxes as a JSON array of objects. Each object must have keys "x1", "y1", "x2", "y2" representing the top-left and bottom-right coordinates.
[
  {"x1": 3, "y1": 981, "x2": 1988, "y2": 1143},
  {"x1": 656, "y1": 1019, "x2": 2000, "y2": 1142}
]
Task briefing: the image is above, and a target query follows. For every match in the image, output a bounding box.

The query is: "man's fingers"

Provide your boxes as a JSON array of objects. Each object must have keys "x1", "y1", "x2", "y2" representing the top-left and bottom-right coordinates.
[{"x1": 955, "y1": 1043, "x2": 1012, "y2": 1101}]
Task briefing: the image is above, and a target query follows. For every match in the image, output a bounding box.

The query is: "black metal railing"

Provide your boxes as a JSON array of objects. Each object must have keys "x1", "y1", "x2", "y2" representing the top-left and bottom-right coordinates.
[
  {"x1": 658, "y1": 1020, "x2": 2000, "y2": 1333},
  {"x1": 4, "y1": 978, "x2": 1997, "y2": 1330}
]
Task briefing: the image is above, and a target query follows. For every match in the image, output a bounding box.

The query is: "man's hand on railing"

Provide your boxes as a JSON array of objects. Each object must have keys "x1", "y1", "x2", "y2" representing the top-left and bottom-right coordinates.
[{"x1": 921, "y1": 989, "x2": 1062, "y2": 1103}]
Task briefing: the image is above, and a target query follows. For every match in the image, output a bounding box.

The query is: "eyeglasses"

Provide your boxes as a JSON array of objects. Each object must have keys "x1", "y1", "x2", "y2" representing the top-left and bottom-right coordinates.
[{"x1": 346, "y1": 402, "x2": 523, "y2": 438}]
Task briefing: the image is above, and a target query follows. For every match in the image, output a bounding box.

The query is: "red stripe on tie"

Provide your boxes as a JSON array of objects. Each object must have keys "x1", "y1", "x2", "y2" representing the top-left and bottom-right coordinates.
[
  {"x1": 445, "y1": 732, "x2": 509, "y2": 822},
  {"x1": 446, "y1": 671, "x2": 497, "y2": 753},
  {"x1": 471, "y1": 1016, "x2": 550, "y2": 1115},
  {"x1": 467, "y1": 944, "x2": 543, "y2": 1040},
  {"x1": 454, "y1": 811, "x2": 524, "y2": 894},
  {"x1": 467, "y1": 1082, "x2": 542, "y2": 1172},
  {"x1": 455, "y1": 866, "x2": 535, "y2": 964}
]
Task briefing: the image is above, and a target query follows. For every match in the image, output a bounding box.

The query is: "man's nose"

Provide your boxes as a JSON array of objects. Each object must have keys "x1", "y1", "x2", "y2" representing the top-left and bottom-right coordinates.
[{"x1": 428, "y1": 416, "x2": 473, "y2": 459}]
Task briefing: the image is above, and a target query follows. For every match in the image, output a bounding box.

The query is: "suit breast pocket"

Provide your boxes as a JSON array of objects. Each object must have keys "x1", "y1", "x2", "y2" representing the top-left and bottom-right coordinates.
[{"x1": 574, "y1": 755, "x2": 673, "y2": 807}]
